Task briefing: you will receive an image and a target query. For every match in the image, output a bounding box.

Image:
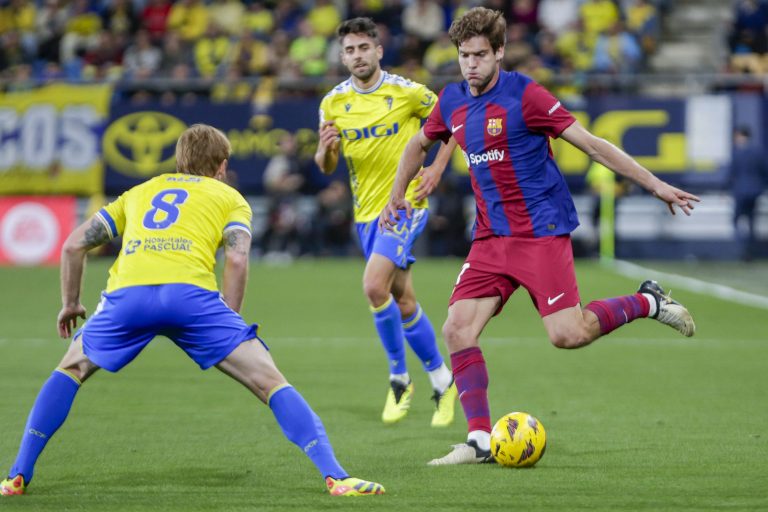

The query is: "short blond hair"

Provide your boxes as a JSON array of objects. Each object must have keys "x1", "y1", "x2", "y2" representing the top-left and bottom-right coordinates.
[{"x1": 175, "y1": 124, "x2": 231, "y2": 177}]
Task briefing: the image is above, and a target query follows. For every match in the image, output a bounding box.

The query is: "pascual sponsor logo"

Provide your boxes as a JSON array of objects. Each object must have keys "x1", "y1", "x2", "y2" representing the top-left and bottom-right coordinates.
[{"x1": 463, "y1": 149, "x2": 506, "y2": 167}]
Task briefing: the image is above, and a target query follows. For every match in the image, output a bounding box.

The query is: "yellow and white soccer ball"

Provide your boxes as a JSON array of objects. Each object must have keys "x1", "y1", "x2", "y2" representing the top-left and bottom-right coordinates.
[{"x1": 490, "y1": 412, "x2": 547, "y2": 467}]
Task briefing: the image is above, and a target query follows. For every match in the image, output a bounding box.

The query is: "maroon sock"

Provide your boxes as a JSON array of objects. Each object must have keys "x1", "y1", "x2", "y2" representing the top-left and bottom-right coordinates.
[
  {"x1": 450, "y1": 347, "x2": 491, "y2": 434},
  {"x1": 584, "y1": 293, "x2": 651, "y2": 335}
]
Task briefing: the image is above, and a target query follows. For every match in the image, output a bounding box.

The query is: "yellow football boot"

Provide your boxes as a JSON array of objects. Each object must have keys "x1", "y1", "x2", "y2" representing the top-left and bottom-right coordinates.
[
  {"x1": 381, "y1": 380, "x2": 413, "y2": 424},
  {"x1": 325, "y1": 476, "x2": 385, "y2": 496},
  {"x1": 0, "y1": 475, "x2": 26, "y2": 496},
  {"x1": 431, "y1": 381, "x2": 458, "y2": 428}
]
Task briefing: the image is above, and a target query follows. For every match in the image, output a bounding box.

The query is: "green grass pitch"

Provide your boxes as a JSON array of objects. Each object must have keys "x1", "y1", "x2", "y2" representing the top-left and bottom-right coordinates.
[{"x1": 0, "y1": 259, "x2": 766, "y2": 511}]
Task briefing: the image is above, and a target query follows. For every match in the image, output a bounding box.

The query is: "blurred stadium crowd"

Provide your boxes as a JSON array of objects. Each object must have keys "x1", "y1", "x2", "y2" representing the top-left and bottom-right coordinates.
[
  {"x1": 1, "y1": 0, "x2": 765, "y2": 262},
  {"x1": 1, "y1": 0, "x2": 667, "y2": 103},
  {"x1": 728, "y1": 0, "x2": 768, "y2": 81}
]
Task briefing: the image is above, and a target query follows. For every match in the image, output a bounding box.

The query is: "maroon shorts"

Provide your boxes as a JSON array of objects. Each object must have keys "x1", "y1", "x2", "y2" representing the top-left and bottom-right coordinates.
[{"x1": 449, "y1": 235, "x2": 580, "y2": 317}]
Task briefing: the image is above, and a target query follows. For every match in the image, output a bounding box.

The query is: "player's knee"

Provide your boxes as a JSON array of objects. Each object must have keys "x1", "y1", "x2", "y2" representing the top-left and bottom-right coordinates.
[
  {"x1": 362, "y1": 279, "x2": 390, "y2": 307},
  {"x1": 548, "y1": 328, "x2": 591, "y2": 349},
  {"x1": 442, "y1": 318, "x2": 472, "y2": 352}
]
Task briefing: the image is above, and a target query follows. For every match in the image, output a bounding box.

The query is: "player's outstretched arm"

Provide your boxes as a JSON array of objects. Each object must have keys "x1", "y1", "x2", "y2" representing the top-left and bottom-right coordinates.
[
  {"x1": 57, "y1": 216, "x2": 112, "y2": 338},
  {"x1": 560, "y1": 121, "x2": 700, "y2": 215},
  {"x1": 222, "y1": 229, "x2": 252, "y2": 313},
  {"x1": 314, "y1": 120, "x2": 341, "y2": 175},
  {"x1": 415, "y1": 136, "x2": 457, "y2": 201},
  {"x1": 379, "y1": 128, "x2": 439, "y2": 230}
]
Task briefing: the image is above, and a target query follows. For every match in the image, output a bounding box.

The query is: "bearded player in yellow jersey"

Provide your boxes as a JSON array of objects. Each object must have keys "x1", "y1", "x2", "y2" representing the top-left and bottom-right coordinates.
[
  {"x1": 1, "y1": 125, "x2": 383, "y2": 498},
  {"x1": 315, "y1": 18, "x2": 458, "y2": 428}
]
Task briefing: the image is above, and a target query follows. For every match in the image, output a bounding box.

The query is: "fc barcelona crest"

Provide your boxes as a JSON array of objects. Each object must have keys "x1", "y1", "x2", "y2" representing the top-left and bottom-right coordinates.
[{"x1": 487, "y1": 118, "x2": 503, "y2": 136}]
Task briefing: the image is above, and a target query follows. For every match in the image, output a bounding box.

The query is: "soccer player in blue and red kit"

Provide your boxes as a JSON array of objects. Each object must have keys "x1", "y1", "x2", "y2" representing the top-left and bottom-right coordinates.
[
  {"x1": 1, "y1": 124, "x2": 384, "y2": 496},
  {"x1": 380, "y1": 7, "x2": 700, "y2": 465}
]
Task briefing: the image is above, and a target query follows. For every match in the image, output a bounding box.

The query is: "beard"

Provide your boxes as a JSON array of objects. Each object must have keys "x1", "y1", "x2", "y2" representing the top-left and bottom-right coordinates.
[
  {"x1": 351, "y1": 63, "x2": 377, "y2": 82},
  {"x1": 466, "y1": 67, "x2": 497, "y2": 92},
  {"x1": 472, "y1": 74, "x2": 492, "y2": 89}
]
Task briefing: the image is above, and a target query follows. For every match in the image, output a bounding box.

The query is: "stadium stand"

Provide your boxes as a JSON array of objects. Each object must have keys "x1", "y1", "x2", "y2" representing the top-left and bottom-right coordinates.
[{"x1": 0, "y1": 0, "x2": 765, "y2": 261}]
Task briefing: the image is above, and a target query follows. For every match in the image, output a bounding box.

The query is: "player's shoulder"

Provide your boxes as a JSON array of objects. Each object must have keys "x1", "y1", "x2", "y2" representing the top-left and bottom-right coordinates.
[
  {"x1": 216, "y1": 179, "x2": 250, "y2": 208},
  {"x1": 322, "y1": 78, "x2": 354, "y2": 102},
  {"x1": 201, "y1": 175, "x2": 244, "y2": 198},
  {"x1": 434, "y1": 80, "x2": 465, "y2": 109},
  {"x1": 382, "y1": 72, "x2": 436, "y2": 101},
  {"x1": 381, "y1": 71, "x2": 426, "y2": 91},
  {"x1": 320, "y1": 79, "x2": 355, "y2": 117},
  {"x1": 500, "y1": 70, "x2": 538, "y2": 96},
  {"x1": 196, "y1": 176, "x2": 251, "y2": 213},
  {"x1": 440, "y1": 81, "x2": 463, "y2": 97},
  {"x1": 504, "y1": 70, "x2": 533, "y2": 84},
  {"x1": 128, "y1": 173, "x2": 172, "y2": 196}
]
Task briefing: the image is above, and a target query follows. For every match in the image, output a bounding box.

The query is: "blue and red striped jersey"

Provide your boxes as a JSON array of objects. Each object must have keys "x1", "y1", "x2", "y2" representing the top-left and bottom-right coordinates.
[{"x1": 424, "y1": 70, "x2": 579, "y2": 239}]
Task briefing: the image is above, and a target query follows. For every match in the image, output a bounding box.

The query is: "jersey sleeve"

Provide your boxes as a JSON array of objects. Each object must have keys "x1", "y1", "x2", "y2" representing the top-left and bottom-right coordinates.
[
  {"x1": 318, "y1": 94, "x2": 332, "y2": 125},
  {"x1": 521, "y1": 81, "x2": 575, "y2": 138},
  {"x1": 224, "y1": 193, "x2": 252, "y2": 236},
  {"x1": 423, "y1": 91, "x2": 451, "y2": 143},
  {"x1": 410, "y1": 82, "x2": 437, "y2": 119},
  {"x1": 95, "y1": 193, "x2": 126, "y2": 239}
]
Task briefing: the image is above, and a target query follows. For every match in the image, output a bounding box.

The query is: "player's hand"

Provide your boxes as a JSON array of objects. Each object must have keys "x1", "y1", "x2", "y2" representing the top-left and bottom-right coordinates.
[
  {"x1": 652, "y1": 182, "x2": 700, "y2": 216},
  {"x1": 318, "y1": 120, "x2": 340, "y2": 152},
  {"x1": 378, "y1": 197, "x2": 412, "y2": 231},
  {"x1": 414, "y1": 165, "x2": 444, "y2": 201},
  {"x1": 57, "y1": 304, "x2": 87, "y2": 339}
]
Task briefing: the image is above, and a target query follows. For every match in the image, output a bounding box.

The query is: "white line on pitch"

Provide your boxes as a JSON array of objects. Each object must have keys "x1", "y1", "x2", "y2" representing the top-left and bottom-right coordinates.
[{"x1": 609, "y1": 260, "x2": 768, "y2": 310}]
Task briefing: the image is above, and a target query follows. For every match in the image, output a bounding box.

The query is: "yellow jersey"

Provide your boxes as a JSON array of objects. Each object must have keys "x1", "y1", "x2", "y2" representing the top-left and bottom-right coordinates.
[
  {"x1": 96, "y1": 173, "x2": 252, "y2": 293},
  {"x1": 319, "y1": 71, "x2": 436, "y2": 222}
]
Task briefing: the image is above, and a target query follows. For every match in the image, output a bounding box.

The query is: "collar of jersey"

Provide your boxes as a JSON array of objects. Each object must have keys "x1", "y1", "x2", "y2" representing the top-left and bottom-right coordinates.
[{"x1": 351, "y1": 71, "x2": 386, "y2": 94}]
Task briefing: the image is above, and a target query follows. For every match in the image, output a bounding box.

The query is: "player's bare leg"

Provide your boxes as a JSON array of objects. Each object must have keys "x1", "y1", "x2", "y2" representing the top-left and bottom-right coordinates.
[
  {"x1": 58, "y1": 335, "x2": 101, "y2": 383},
  {"x1": 392, "y1": 269, "x2": 455, "y2": 427},
  {"x1": 441, "y1": 297, "x2": 499, "y2": 354},
  {"x1": 542, "y1": 305, "x2": 601, "y2": 349},
  {"x1": 362, "y1": 254, "x2": 399, "y2": 309},
  {"x1": 429, "y1": 297, "x2": 498, "y2": 465},
  {"x1": 2, "y1": 337, "x2": 99, "y2": 495},
  {"x1": 216, "y1": 338, "x2": 287, "y2": 403},
  {"x1": 217, "y1": 339, "x2": 384, "y2": 496}
]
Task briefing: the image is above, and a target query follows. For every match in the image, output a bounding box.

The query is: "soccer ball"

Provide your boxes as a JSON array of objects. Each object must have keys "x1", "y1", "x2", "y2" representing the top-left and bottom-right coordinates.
[{"x1": 490, "y1": 412, "x2": 547, "y2": 468}]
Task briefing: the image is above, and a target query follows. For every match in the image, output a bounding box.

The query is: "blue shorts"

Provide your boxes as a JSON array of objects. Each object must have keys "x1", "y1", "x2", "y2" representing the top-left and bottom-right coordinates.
[
  {"x1": 75, "y1": 284, "x2": 262, "y2": 372},
  {"x1": 356, "y1": 209, "x2": 428, "y2": 269}
]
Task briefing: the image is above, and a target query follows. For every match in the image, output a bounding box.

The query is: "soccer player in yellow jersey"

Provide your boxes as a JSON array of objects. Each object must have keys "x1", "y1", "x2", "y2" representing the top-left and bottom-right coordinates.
[
  {"x1": 315, "y1": 18, "x2": 458, "y2": 427},
  {"x1": 0, "y1": 125, "x2": 384, "y2": 498}
]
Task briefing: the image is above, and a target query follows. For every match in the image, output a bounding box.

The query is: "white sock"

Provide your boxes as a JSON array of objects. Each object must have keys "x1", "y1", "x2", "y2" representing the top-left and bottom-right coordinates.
[
  {"x1": 389, "y1": 372, "x2": 410, "y2": 386},
  {"x1": 468, "y1": 430, "x2": 491, "y2": 451},
  {"x1": 428, "y1": 363, "x2": 453, "y2": 394},
  {"x1": 642, "y1": 293, "x2": 658, "y2": 317}
]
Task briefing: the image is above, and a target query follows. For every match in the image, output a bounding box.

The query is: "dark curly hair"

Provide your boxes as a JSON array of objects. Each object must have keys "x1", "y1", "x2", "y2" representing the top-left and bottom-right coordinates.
[{"x1": 448, "y1": 7, "x2": 506, "y2": 52}]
